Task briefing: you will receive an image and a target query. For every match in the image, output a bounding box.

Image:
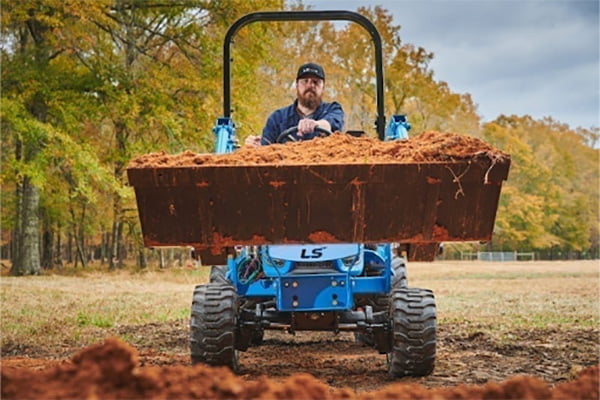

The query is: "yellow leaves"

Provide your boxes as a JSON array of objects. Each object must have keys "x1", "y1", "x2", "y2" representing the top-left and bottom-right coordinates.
[
  {"x1": 496, "y1": 187, "x2": 557, "y2": 248},
  {"x1": 3, "y1": 1, "x2": 596, "y2": 255},
  {"x1": 486, "y1": 115, "x2": 598, "y2": 251}
]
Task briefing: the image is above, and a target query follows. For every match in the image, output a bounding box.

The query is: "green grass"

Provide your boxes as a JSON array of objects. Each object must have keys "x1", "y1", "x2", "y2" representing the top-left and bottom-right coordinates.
[
  {"x1": 76, "y1": 311, "x2": 114, "y2": 328},
  {"x1": 0, "y1": 267, "x2": 209, "y2": 350}
]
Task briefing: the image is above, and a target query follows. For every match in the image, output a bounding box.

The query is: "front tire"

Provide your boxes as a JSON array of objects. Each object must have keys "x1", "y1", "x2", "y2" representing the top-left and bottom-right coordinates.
[
  {"x1": 391, "y1": 256, "x2": 407, "y2": 288},
  {"x1": 190, "y1": 283, "x2": 239, "y2": 371},
  {"x1": 388, "y1": 287, "x2": 436, "y2": 377}
]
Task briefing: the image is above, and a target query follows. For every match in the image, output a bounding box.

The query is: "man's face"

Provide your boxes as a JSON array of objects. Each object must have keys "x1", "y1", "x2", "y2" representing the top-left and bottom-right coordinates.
[{"x1": 296, "y1": 75, "x2": 324, "y2": 109}]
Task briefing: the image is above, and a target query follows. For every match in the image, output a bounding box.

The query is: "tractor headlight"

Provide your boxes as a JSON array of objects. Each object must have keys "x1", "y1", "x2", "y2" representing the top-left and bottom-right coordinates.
[
  {"x1": 270, "y1": 258, "x2": 286, "y2": 268},
  {"x1": 341, "y1": 255, "x2": 359, "y2": 268}
]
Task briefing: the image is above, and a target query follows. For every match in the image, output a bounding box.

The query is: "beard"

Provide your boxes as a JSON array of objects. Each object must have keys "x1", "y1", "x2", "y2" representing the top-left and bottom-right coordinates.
[{"x1": 297, "y1": 88, "x2": 321, "y2": 110}]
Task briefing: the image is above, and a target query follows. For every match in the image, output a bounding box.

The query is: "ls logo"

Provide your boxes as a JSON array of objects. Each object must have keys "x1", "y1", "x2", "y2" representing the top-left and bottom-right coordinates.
[{"x1": 300, "y1": 247, "x2": 326, "y2": 259}]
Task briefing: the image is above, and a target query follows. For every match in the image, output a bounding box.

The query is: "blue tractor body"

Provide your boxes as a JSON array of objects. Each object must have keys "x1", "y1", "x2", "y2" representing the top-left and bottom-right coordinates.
[{"x1": 228, "y1": 244, "x2": 390, "y2": 311}]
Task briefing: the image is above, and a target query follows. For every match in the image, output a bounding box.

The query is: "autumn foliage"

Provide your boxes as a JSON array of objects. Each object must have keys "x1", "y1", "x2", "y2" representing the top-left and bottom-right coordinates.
[{"x1": 1, "y1": 0, "x2": 598, "y2": 274}]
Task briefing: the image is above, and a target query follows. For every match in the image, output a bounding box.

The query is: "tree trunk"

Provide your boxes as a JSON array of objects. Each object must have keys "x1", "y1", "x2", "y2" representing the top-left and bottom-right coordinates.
[
  {"x1": 137, "y1": 247, "x2": 147, "y2": 269},
  {"x1": 11, "y1": 11, "x2": 50, "y2": 276},
  {"x1": 11, "y1": 177, "x2": 41, "y2": 276},
  {"x1": 118, "y1": 226, "x2": 126, "y2": 268},
  {"x1": 109, "y1": 120, "x2": 127, "y2": 270},
  {"x1": 41, "y1": 227, "x2": 54, "y2": 269},
  {"x1": 10, "y1": 156, "x2": 23, "y2": 273},
  {"x1": 109, "y1": 217, "x2": 126, "y2": 269},
  {"x1": 66, "y1": 232, "x2": 73, "y2": 264},
  {"x1": 78, "y1": 202, "x2": 87, "y2": 268},
  {"x1": 55, "y1": 224, "x2": 63, "y2": 268},
  {"x1": 10, "y1": 226, "x2": 20, "y2": 273},
  {"x1": 168, "y1": 248, "x2": 174, "y2": 268},
  {"x1": 101, "y1": 232, "x2": 108, "y2": 264},
  {"x1": 109, "y1": 218, "x2": 122, "y2": 270},
  {"x1": 41, "y1": 211, "x2": 54, "y2": 269},
  {"x1": 75, "y1": 239, "x2": 86, "y2": 268},
  {"x1": 159, "y1": 249, "x2": 165, "y2": 269},
  {"x1": 70, "y1": 201, "x2": 87, "y2": 268}
]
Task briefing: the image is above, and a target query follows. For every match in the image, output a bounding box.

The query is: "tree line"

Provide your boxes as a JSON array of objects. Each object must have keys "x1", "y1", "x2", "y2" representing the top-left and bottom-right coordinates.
[{"x1": 2, "y1": 0, "x2": 598, "y2": 275}]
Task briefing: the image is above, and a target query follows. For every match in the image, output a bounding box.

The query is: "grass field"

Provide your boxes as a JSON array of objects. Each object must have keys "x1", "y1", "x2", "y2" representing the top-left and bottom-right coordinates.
[
  {"x1": 0, "y1": 267, "x2": 209, "y2": 352},
  {"x1": 411, "y1": 260, "x2": 599, "y2": 336},
  {"x1": 1, "y1": 260, "x2": 598, "y2": 354}
]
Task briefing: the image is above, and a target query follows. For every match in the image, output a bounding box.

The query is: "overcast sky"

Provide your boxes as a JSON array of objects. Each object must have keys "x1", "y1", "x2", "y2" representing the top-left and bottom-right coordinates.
[{"x1": 307, "y1": 0, "x2": 599, "y2": 130}]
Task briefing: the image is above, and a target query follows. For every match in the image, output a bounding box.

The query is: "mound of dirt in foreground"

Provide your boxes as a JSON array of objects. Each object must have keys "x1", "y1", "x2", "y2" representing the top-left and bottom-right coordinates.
[{"x1": 2, "y1": 338, "x2": 597, "y2": 400}]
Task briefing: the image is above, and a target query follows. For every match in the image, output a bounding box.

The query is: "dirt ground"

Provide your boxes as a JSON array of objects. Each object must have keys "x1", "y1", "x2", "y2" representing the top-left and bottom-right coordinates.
[{"x1": 2, "y1": 319, "x2": 598, "y2": 399}]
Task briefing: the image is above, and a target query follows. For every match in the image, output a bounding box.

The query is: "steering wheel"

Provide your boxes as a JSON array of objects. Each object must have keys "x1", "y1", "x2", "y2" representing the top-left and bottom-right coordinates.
[{"x1": 275, "y1": 126, "x2": 333, "y2": 144}]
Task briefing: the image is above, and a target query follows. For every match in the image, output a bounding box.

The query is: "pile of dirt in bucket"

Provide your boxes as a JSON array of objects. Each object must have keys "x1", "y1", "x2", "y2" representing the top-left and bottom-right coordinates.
[
  {"x1": 128, "y1": 131, "x2": 509, "y2": 168},
  {"x1": 2, "y1": 338, "x2": 597, "y2": 400}
]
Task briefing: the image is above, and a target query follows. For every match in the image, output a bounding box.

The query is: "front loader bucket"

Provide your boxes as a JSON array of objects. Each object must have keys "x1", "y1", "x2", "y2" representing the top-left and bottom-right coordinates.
[{"x1": 127, "y1": 157, "x2": 510, "y2": 255}]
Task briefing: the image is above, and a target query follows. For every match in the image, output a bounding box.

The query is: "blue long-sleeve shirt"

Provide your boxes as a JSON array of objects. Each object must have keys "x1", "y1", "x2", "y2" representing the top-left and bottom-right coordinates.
[{"x1": 261, "y1": 100, "x2": 344, "y2": 145}]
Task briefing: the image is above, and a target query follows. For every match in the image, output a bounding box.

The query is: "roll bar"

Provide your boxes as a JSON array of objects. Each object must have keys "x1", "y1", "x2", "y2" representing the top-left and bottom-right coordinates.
[{"x1": 223, "y1": 10, "x2": 386, "y2": 139}]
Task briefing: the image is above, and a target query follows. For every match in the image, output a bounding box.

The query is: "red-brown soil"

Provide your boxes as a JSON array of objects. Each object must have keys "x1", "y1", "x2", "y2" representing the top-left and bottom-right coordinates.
[
  {"x1": 2, "y1": 337, "x2": 597, "y2": 400},
  {"x1": 2, "y1": 322, "x2": 598, "y2": 399},
  {"x1": 128, "y1": 131, "x2": 509, "y2": 168}
]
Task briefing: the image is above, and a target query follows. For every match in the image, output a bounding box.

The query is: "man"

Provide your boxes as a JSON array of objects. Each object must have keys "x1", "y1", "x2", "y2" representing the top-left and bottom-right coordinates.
[{"x1": 245, "y1": 62, "x2": 344, "y2": 146}]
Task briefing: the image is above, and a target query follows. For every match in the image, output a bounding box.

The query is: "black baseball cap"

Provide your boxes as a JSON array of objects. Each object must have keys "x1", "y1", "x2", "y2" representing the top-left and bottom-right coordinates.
[{"x1": 296, "y1": 63, "x2": 325, "y2": 80}]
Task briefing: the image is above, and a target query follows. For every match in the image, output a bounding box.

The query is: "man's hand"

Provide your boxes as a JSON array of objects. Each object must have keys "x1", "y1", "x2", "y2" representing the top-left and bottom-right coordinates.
[
  {"x1": 297, "y1": 119, "x2": 332, "y2": 137},
  {"x1": 244, "y1": 135, "x2": 261, "y2": 147},
  {"x1": 297, "y1": 118, "x2": 318, "y2": 136}
]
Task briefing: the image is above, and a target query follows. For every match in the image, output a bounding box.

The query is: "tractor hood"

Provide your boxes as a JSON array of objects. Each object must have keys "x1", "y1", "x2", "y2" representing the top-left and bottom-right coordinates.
[{"x1": 267, "y1": 244, "x2": 361, "y2": 262}]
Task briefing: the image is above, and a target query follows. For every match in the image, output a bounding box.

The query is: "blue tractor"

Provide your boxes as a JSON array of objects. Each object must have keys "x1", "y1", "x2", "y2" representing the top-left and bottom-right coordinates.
[
  {"x1": 190, "y1": 11, "x2": 435, "y2": 378},
  {"x1": 127, "y1": 10, "x2": 509, "y2": 379}
]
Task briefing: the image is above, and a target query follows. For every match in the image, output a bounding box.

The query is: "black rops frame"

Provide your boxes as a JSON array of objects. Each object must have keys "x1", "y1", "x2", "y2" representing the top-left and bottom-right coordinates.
[{"x1": 223, "y1": 10, "x2": 386, "y2": 140}]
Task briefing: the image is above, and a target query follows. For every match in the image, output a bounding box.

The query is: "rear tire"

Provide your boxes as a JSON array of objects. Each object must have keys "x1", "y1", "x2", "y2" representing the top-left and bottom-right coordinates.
[
  {"x1": 387, "y1": 287, "x2": 436, "y2": 377},
  {"x1": 190, "y1": 283, "x2": 239, "y2": 372}
]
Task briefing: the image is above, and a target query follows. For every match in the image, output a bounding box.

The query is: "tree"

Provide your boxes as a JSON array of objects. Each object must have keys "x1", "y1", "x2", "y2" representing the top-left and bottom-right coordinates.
[
  {"x1": 2, "y1": 1, "x2": 64, "y2": 275},
  {"x1": 2, "y1": 0, "x2": 123, "y2": 272},
  {"x1": 1, "y1": 0, "x2": 285, "y2": 272},
  {"x1": 84, "y1": 0, "x2": 283, "y2": 268},
  {"x1": 483, "y1": 115, "x2": 599, "y2": 255}
]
